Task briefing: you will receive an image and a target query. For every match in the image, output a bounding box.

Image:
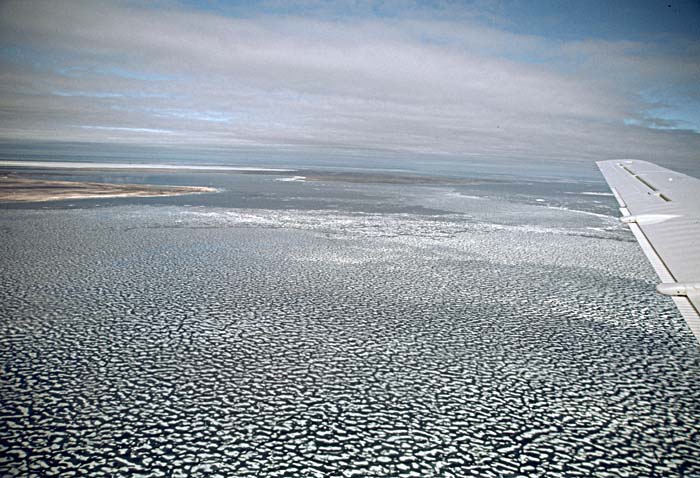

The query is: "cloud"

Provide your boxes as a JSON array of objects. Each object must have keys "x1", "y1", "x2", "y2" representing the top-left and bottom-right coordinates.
[
  {"x1": 78, "y1": 125, "x2": 177, "y2": 135},
  {"x1": 0, "y1": 0, "x2": 698, "y2": 166}
]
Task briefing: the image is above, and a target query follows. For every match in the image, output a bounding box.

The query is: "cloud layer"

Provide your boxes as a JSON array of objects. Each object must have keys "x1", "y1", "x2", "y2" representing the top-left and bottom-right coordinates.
[{"x1": 1, "y1": 0, "x2": 699, "y2": 166}]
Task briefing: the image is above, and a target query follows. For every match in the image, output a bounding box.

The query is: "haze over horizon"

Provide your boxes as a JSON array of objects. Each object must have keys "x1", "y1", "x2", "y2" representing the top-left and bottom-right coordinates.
[{"x1": 1, "y1": 0, "x2": 699, "y2": 169}]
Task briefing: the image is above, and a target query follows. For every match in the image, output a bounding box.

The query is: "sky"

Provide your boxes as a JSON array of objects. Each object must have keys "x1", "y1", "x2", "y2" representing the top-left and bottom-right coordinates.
[{"x1": 0, "y1": 0, "x2": 699, "y2": 167}]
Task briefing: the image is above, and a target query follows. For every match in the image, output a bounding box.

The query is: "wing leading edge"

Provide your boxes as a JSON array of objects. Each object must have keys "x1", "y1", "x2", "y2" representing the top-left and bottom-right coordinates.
[{"x1": 597, "y1": 160, "x2": 700, "y2": 343}]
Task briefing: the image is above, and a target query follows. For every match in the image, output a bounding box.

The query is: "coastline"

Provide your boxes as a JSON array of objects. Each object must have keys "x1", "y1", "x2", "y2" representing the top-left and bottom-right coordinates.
[{"x1": 0, "y1": 176, "x2": 217, "y2": 203}]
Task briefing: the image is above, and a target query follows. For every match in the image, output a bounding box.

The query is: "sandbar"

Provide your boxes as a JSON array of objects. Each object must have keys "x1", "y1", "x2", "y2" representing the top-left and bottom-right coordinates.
[{"x1": 0, "y1": 176, "x2": 217, "y2": 203}]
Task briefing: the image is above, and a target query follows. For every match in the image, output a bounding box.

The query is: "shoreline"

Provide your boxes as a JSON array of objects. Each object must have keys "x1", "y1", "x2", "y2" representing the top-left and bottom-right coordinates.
[
  {"x1": 0, "y1": 176, "x2": 217, "y2": 203},
  {"x1": 0, "y1": 160, "x2": 294, "y2": 173}
]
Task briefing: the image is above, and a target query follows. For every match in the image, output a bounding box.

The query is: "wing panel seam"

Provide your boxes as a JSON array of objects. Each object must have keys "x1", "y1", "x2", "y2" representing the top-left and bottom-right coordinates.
[{"x1": 626, "y1": 222, "x2": 676, "y2": 283}]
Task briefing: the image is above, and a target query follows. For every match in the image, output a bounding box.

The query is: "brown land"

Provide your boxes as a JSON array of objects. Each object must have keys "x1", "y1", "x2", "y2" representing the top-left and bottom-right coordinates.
[{"x1": 0, "y1": 176, "x2": 217, "y2": 203}]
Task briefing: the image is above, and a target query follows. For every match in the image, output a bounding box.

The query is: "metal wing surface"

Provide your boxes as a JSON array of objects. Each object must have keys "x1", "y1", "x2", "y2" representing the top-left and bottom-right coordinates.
[{"x1": 597, "y1": 160, "x2": 700, "y2": 343}]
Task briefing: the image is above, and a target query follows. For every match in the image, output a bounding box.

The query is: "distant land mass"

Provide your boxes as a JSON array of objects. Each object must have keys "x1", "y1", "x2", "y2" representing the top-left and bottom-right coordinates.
[{"x1": 0, "y1": 175, "x2": 216, "y2": 203}]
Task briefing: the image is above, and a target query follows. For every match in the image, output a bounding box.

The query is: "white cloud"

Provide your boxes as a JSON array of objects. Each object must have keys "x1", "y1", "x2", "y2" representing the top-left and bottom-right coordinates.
[
  {"x1": 78, "y1": 125, "x2": 177, "y2": 135},
  {"x1": 0, "y1": 0, "x2": 698, "y2": 166}
]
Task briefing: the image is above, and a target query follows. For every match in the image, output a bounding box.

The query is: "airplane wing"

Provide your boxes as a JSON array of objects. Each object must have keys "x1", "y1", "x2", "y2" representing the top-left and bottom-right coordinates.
[{"x1": 597, "y1": 160, "x2": 700, "y2": 343}]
